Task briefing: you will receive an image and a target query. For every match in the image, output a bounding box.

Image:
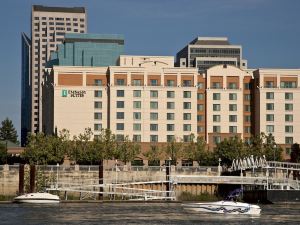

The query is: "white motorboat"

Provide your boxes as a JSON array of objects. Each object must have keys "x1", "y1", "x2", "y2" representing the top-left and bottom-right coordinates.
[
  {"x1": 14, "y1": 193, "x2": 60, "y2": 204},
  {"x1": 182, "y1": 201, "x2": 261, "y2": 215}
]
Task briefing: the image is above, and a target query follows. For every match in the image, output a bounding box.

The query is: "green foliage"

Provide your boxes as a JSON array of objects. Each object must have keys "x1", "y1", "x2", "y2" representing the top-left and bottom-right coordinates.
[
  {"x1": 290, "y1": 143, "x2": 300, "y2": 163},
  {"x1": 0, "y1": 142, "x2": 7, "y2": 164},
  {"x1": 143, "y1": 144, "x2": 162, "y2": 161},
  {"x1": 164, "y1": 138, "x2": 184, "y2": 165},
  {"x1": 0, "y1": 118, "x2": 19, "y2": 144},
  {"x1": 115, "y1": 136, "x2": 141, "y2": 164}
]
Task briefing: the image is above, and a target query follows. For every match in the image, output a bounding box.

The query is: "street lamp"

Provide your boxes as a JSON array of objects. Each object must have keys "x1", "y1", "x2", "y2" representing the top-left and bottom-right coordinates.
[
  {"x1": 218, "y1": 158, "x2": 221, "y2": 176},
  {"x1": 273, "y1": 144, "x2": 277, "y2": 162}
]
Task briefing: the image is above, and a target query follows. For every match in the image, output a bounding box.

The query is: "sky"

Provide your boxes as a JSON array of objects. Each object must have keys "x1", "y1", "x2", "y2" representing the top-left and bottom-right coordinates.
[{"x1": 0, "y1": 0, "x2": 299, "y2": 139}]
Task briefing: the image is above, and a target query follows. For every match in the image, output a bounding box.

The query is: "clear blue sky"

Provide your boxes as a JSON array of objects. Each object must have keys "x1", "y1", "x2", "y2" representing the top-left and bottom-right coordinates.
[{"x1": 0, "y1": 0, "x2": 299, "y2": 139}]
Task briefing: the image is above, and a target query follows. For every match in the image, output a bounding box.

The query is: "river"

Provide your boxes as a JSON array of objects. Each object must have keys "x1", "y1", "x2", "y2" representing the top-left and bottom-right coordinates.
[{"x1": 0, "y1": 202, "x2": 299, "y2": 224}]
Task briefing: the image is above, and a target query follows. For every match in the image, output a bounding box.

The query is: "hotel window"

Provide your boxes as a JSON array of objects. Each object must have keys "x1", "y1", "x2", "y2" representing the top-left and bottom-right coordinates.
[
  {"x1": 213, "y1": 136, "x2": 221, "y2": 144},
  {"x1": 213, "y1": 104, "x2": 221, "y2": 111},
  {"x1": 132, "y1": 79, "x2": 142, "y2": 86},
  {"x1": 133, "y1": 101, "x2": 141, "y2": 109},
  {"x1": 167, "y1": 124, "x2": 175, "y2": 131},
  {"x1": 116, "y1": 135, "x2": 124, "y2": 141},
  {"x1": 150, "y1": 101, "x2": 158, "y2": 109},
  {"x1": 266, "y1": 103, "x2": 274, "y2": 111},
  {"x1": 183, "y1": 135, "x2": 192, "y2": 142},
  {"x1": 265, "y1": 81, "x2": 274, "y2": 88},
  {"x1": 197, "y1": 82, "x2": 204, "y2": 89},
  {"x1": 280, "y1": 81, "x2": 297, "y2": 88},
  {"x1": 244, "y1": 105, "x2": 251, "y2": 112},
  {"x1": 167, "y1": 135, "x2": 175, "y2": 142},
  {"x1": 183, "y1": 91, "x2": 191, "y2": 98},
  {"x1": 167, "y1": 102, "x2": 175, "y2": 109},
  {"x1": 197, "y1": 126, "x2": 204, "y2": 133},
  {"x1": 245, "y1": 115, "x2": 251, "y2": 122},
  {"x1": 285, "y1": 93, "x2": 293, "y2": 100},
  {"x1": 197, "y1": 115, "x2": 203, "y2": 121},
  {"x1": 166, "y1": 80, "x2": 175, "y2": 87},
  {"x1": 183, "y1": 124, "x2": 191, "y2": 131},
  {"x1": 266, "y1": 114, "x2": 274, "y2": 121},
  {"x1": 228, "y1": 83, "x2": 238, "y2": 89},
  {"x1": 94, "y1": 101, "x2": 102, "y2": 109},
  {"x1": 229, "y1": 104, "x2": 237, "y2": 111},
  {"x1": 116, "y1": 101, "x2": 124, "y2": 108},
  {"x1": 167, "y1": 113, "x2": 175, "y2": 120},
  {"x1": 116, "y1": 112, "x2": 124, "y2": 119},
  {"x1": 229, "y1": 93, "x2": 237, "y2": 100},
  {"x1": 150, "y1": 90, "x2": 158, "y2": 98},
  {"x1": 244, "y1": 83, "x2": 252, "y2": 90},
  {"x1": 285, "y1": 114, "x2": 293, "y2": 122},
  {"x1": 183, "y1": 102, "x2": 191, "y2": 109},
  {"x1": 133, "y1": 123, "x2": 141, "y2": 131},
  {"x1": 212, "y1": 82, "x2": 221, "y2": 89},
  {"x1": 229, "y1": 115, "x2": 237, "y2": 122},
  {"x1": 285, "y1": 137, "x2": 293, "y2": 144},
  {"x1": 132, "y1": 135, "x2": 141, "y2": 142},
  {"x1": 285, "y1": 126, "x2": 293, "y2": 133},
  {"x1": 116, "y1": 123, "x2": 124, "y2": 130},
  {"x1": 244, "y1": 126, "x2": 251, "y2": 133},
  {"x1": 150, "y1": 135, "x2": 158, "y2": 142},
  {"x1": 94, "y1": 113, "x2": 102, "y2": 120},
  {"x1": 183, "y1": 80, "x2": 192, "y2": 87},
  {"x1": 244, "y1": 94, "x2": 251, "y2": 101},
  {"x1": 229, "y1": 126, "x2": 237, "y2": 133},
  {"x1": 213, "y1": 93, "x2": 221, "y2": 100},
  {"x1": 213, "y1": 115, "x2": 221, "y2": 122},
  {"x1": 133, "y1": 90, "x2": 141, "y2": 97},
  {"x1": 94, "y1": 90, "x2": 102, "y2": 98},
  {"x1": 285, "y1": 104, "x2": 293, "y2": 111},
  {"x1": 150, "y1": 124, "x2": 158, "y2": 131},
  {"x1": 133, "y1": 112, "x2": 141, "y2": 120},
  {"x1": 94, "y1": 124, "x2": 102, "y2": 131},
  {"x1": 116, "y1": 79, "x2": 125, "y2": 86},
  {"x1": 167, "y1": 91, "x2": 175, "y2": 98},
  {"x1": 197, "y1": 104, "x2": 204, "y2": 111},
  {"x1": 94, "y1": 79, "x2": 102, "y2": 86},
  {"x1": 266, "y1": 125, "x2": 274, "y2": 133},
  {"x1": 150, "y1": 79, "x2": 158, "y2": 86},
  {"x1": 213, "y1": 126, "x2": 220, "y2": 133},
  {"x1": 197, "y1": 93, "x2": 204, "y2": 100},
  {"x1": 150, "y1": 112, "x2": 158, "y2": 120},
  {"x1": 266, "y1": 92, "x2": 274, "y2": 99},
  {"x1": 117, "y1": 90, "x2": 124, "y2": 97},
  {"x1": 183, "y1": 113, "x2": 191, "y2": 120}
]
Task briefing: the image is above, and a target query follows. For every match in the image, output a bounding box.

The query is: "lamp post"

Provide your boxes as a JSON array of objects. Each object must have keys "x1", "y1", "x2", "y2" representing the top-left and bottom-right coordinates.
[{"x1": 218, "y1": 158, "x2": 221, "y2": 176}]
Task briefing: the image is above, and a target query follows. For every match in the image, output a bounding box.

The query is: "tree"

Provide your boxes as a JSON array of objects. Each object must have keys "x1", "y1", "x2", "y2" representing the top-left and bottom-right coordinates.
[
  {"x1": 263, "y1": 133, "x2": 283, "y2": 161},
  {"x1": 115, "y1": 136, "x2": 141, "y2": 164},
  {"x1": 0, "y1": 142, "x2": 7, "y2": 164},
  {"x1": 184, "y1": 135, "x2": 205, "y2": 165},
  {"x1": 164, "y1": 138, "x2": 184, "y2": 165},
  {"x1": 290, "y1": 143, "x2": 300, "y2": 163},
  {"x1": 0, "y1": 118, "x2": 19, "y2": 144},
  {"x1": 144, "y1": 144, "x2": 162, "y2": 165}
]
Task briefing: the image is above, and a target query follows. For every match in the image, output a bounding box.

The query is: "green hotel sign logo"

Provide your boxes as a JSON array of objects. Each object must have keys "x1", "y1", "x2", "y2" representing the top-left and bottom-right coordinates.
[
  {"x1": 61, "y1": 89, "x2": 86, "y2": 98},
  {"x1": 62, "y1": 90, "x2": 68, "y2": 97}
]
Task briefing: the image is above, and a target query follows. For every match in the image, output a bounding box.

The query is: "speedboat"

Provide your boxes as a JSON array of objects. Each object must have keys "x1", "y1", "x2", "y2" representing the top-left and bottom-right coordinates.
[
  {"x1": 14, "y1": 193, "x2": 60, "y2": 204},
  {"x1": 182, "y1": 201, "x2": 261, "y2": 215}
]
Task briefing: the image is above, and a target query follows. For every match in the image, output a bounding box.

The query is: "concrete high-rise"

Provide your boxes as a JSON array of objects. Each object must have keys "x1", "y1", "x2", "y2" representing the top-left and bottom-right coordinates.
[{"x1": 21, "y1": 5, "x2": 87, "y2": 146}]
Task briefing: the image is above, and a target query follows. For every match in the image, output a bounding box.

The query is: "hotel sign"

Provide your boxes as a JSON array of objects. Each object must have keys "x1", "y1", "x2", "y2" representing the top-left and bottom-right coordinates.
[{"x1": 62, "y1": 90, "x2": 86, "y2": 98}]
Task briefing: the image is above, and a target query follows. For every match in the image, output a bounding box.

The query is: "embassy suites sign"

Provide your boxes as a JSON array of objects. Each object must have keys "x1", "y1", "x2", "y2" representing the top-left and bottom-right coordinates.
[{"x1": 61, "y1": 89, "x2": 86, "y2": 98}]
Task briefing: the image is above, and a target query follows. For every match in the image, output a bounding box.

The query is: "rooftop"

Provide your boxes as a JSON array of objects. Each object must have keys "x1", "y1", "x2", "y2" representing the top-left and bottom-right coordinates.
[
  {"x1": 32, "y1": 5, "x2": 85, "y2": 13},
  {"x1": 64, "y1": 33, "x2": 124, "y2": 45},
  {"x1": 190, "y1": 37, "x2": 230, "y2": 45}
]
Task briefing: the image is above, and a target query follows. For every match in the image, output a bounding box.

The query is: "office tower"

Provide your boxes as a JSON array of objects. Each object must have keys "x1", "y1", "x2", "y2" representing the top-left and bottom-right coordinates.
[
  {"x1": 21, "y1": 5, "x2": 87, "y2": 145},
  {"x1": 176, "y1": 37, "x2": 247, "y2": 71}
]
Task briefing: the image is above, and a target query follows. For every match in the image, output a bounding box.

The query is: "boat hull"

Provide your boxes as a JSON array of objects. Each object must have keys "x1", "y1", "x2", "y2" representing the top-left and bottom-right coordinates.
[{"x1": 14, "y1": 193, "x2": 60, "y2": 204}]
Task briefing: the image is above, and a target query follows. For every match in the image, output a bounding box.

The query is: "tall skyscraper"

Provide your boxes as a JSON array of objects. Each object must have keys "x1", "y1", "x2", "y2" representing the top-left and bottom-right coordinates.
[{"x1": 21, "y1": 5, "x2": 87, "y2": 146}]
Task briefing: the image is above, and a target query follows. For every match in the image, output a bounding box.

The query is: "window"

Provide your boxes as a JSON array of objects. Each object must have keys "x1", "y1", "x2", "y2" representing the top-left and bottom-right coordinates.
[
  {"x1": 197, "y1": 126, "x2": 204, "y2": 132},
  {"x1": 213, "y1": 126, "x2": 220, "y2": 133},
  {"x1": 213, "y1": 136, "x2": 221, "y2": 144},
  {"x1": 285, "y1": 114, "x2": 293, "y2": 122},
  {"x1": 244, "y1": 94, "x2": 251, "y2": 101},
  {"x1": 94, "y1": 113, "x2": 102, "y2": 120},
  {"x1": 94, "y1": 101, "x2": 102, "y2": 109},
  {"x1": 197, "y1": 82, "x2": 204, "y2": 89},
  {"x1": 229, "y1": 126, "x2": 237, "y2": 133},
  {"x1": 229, "y1": 115, "x2": 237, "y2": 122},
  {"x1": 266, "y1": 92, "x2": 274, "y2": 99},
  {"x1": 116, "y1": 79, "x2": 125, "y2": 86},
  {"x1": 150, "y1": 135, "x2": 158, "y2": 142},
  {"x1": 167, "y1": 102, "x2": 175, "y2": 109},
  {"x1": 150, "y1": 124, "x2": 158, "y2": 131},
  {"x1": 244, "y1": 105, "x2": 251, "y2": 112},
  {"x1": 213, "y1": 93, "x2": 221, "y2": 100},
  {"x1": 229, "y1": 104, "x2": 237, "y2": 111},
  {"x1": 285, "y1": 93, "x2": 293, "y2": 100},
  {"x1": 133, "y1": 90, "x2": 141, "y2": 97},
  {"x1": 166, "y1": 80, "x2": 175, "y2": 86},
  {"x1": 183, "y1": 91, "x2": 191, "y2": 98},
  {"x1": 167, "y1": 124, "x2": 175, "y2": 131},
  {"x1": 244, "y1": 83, "x2": 252, "y2": 90},
  {"x1": 212, "y1": 82, "x2": 221, "y2": 89},
  {"x1": 244, "y1": 126, "x2": 251, "y2": 133},
  {"x1": 197, "y1": 115, "x2": 203, "y2": 121},
  {"x1": 94, "y1": 90, "x2": 102, "y2": 98},
  {"x1": 150, "y1": 90, "x2": 158, "y2": 98},
  {"x1": 183, "y1": 102, "x2": 191, "y2": 109},
  {"x1": 197, "y1": 104, "x2": 204, "y2": 111},
  {"x1": 132, "y1": 79, "x2": 142, "y2": 86},
  {"x1": 150, "y1": 101, "x2": 158, "y2": 109},
  {"x1": 133, "y1": 112, "x2": 141, "y2": 120},
  {"x1": 116, "y1": 123, "x2": 124, "y2": 130},
  {"x1": 285, "y1": 104, "x2": 293, "y2": 111},
  {"x1": 266, "y1": 103, "x2": 274, "y2": 111},
  {"x1": 266, "y1": 114, "x2": 274, "y2": 121},
  {"x1": 285, "y1": 137, "x2": 293, "y2": 144},
  {"x1": 213, "y1": 104, "x2": 221, "y2": 111},
  {"x1": 133, "y1": 135, "x2": 141, "y2": 142},
  {"x1": 167, "y1": 91, "x2": 175, "y2": 98},
  {"x1": 265, "y1": 81, "x2": 274, "y2": 88},
  {"x1": 116, "y1": 135, "x2": 124, "y2": 141},
  {"x1": 197, "y1": 93, "x2": 204, "y2": 100},
  {"x1": 116, "y1": 101, "x2": 124, "y2": 108},
  {"x1": 167, "y1": 113, "x2": 175, "y2": 120},
  {"x1": 228, "y1": 83, "x2": 237, "y2": 89},
  {"x1": 183, "y1": 80, "x2": 192, "y2": 87},
  {"x1": 150, "y1": 79, "x2": 158, "y2": 86},
  {"x1": 150, "y1": 113, "x2": 158, "y2": 120},
  {"x1": 280, "y1": 81, "x2": 297, "y2": 88},
  {"x1": 183, "y1": 135, "x2": 192, "y2": 142},
  {"x1": 133, "y1": 123, "x2": 141, "y2": 131},
  {"x1": 167, "y1": 135, "x2": 175, "y2": 142},
  {"x1": 285, "y1": 126, "x2": 293, "y2": 133},
  {"x1": 133, "y1": 101, "x2": 141, "y2": 109},
  {"x1": 183, "y1": 124, "x2": 191, "y2": 131},
  {"x1": 117, "y1": 90, "x2": 124, "y2": 97},
  {"x1": 94, "y1": 124, "x2": 102, "y2": 131},
  {"x1": 116, "y1": 112, "x2": 124, "y2": 119},
  {"x1": 229, "y1": 93, "x2": 237, "y2": 100},
  {"x1": 213, "y1": 115, "x2": 221, "y2": 122},
  {"x1": 183, "y1": 113, "x2": 191, "y2": 120}
]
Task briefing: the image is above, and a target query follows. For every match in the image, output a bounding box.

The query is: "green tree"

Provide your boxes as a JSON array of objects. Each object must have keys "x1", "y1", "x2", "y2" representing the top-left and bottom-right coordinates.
[
  {"x1": 144, "y1": 144, "x2": 162, "y2": 161},
  {"x1": 291, "y1": 143, "x2": 300, "y2": 163},
  {"x1": 184, "y1": 135, "x2": 206, "y2": 165},
  {"x1": 0, "y1": 142, "x2": 7, "y2": 164},
  {"x1": 115, "y1": 136, "x2": 141, "y2": 164},
  {"x1": 0, "y1": 118, "x2": 19, "y2": 144},
  {"x1": 164, "y1": 138, "x2": 184, "y2": 165}
]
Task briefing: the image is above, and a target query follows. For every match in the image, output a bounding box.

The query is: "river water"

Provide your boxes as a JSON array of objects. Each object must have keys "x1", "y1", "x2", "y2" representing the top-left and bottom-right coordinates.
[{"x1": 0, "y1": 202, "x2": 299, "y2": 225}]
